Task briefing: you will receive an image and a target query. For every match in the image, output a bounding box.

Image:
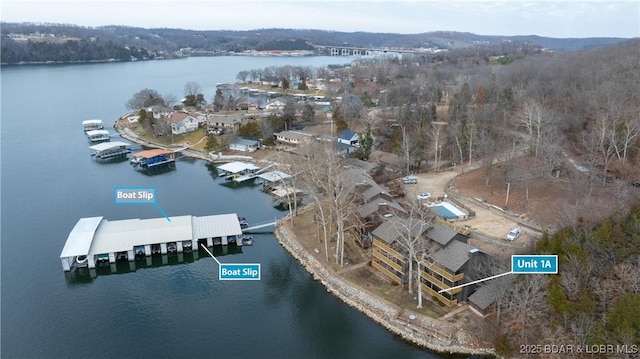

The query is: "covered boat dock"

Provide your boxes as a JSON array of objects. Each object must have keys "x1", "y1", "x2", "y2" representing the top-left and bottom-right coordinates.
[
  {"x1": 130, "y1": 149, "x2": 175, "y2": 168},
  {"x1": 60, "y1": 213, "x2": 244, "y2": 271},
  {"x1": 217, "y1": 161, "x2": 261, "y2": 182},
  {"x1": 89, "y1": 141, "x2": 131, "y2": 159},
  {"x1": 82, "y1": 119, "x2": 104, "y2": 131},
  {"x1": 256, "y1": 170, "x2": 291, "y2": 190},
  {"x1": 86, "y1": 129, "x2": 111, "y2": 142}
]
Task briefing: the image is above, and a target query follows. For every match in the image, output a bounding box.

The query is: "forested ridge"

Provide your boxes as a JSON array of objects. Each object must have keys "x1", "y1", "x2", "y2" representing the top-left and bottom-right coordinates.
[
  {"x1": 491, "y1": 206, "x2": 640, "y2": 357},
  {"x1": 1, "y1": 22, "x2": 632, "y2": 64}
]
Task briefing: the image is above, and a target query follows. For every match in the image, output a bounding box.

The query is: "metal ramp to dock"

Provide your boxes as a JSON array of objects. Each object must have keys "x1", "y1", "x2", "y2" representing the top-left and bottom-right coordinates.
[{"x1": 242, "y1": 220, "x2": 276, "y2": 233}]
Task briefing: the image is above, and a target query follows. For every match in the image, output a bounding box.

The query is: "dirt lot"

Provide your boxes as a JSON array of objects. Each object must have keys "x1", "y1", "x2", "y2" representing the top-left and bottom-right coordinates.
[
  {"x1": 399, "y1": 168, "x2": 533, "y2": 256},
  {"x1": 451, "y1": 156, "x2": 640, "y2": 239}
]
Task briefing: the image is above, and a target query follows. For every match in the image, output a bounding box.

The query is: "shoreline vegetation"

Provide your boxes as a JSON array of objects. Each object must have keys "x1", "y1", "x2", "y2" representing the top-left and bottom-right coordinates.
[
  {"x1": 114, "y1": 120, "x2": 496, "y2": 357},
  {"x1": 0, "y1": 51, "x2": 316, "y2": 67}
]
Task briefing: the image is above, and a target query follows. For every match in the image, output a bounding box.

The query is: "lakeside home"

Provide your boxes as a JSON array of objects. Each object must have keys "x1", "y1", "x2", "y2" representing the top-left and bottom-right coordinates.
[{"x1": 370, "y1": 217, "x2": 487, "y2": 308}]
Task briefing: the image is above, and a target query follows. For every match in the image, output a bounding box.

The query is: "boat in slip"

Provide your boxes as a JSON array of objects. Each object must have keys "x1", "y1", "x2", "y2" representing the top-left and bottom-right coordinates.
[
  {"x1": 238, "y1": 216, "x2": 249, "y2": 228},
  {"x1": 129, "y1": 149, "x2": 175, "y2": 169},
  {"x1": 241, "y1": 236, "x2": 253, "y2": 246},
  {"x1": 75, "y1": 255, "x2": 88, "y2": 267}
]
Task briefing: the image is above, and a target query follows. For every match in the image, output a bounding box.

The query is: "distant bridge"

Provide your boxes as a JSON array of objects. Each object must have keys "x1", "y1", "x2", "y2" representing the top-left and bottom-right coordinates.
[{"x1": 312, "y1": 44, "x2": 427, "y2": 56}]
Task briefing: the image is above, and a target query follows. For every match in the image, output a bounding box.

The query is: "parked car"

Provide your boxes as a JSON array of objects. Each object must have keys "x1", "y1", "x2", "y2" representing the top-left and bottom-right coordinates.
[
  {"x1": 417, "y1": 192, "x2": 431, "y2": 200},
  {"x1": 507, "y1": 226, "x2": 521, "y2": 241},
  {"x1": 402, "y1": 176, "x2": 417, "y2": 184}
]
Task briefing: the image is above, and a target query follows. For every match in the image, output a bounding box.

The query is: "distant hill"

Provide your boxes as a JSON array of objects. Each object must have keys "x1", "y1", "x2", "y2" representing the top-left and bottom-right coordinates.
[{"x1": 1, "y1": 22, "x2": 632, "y2": 64}]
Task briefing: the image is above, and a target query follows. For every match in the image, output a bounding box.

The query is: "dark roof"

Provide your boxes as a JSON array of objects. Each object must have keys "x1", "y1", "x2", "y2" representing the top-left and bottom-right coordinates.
[
  {"x1": 358, "y1": 200, "x2": 406, "y2": 218},
  {"x1": 371, "y1": 217, "x2": 428, "y2": 245},
  {"x1": 338, "y1": 129, "x2": 357, "y2": 140},
  {"x1": 468, "y1": 276, "x2": 513, "y2": 310},
  {"x1": 345, "y1": 158, "x2": 377, "y2": 172},
  {"x1": 362, "y1": 184, "x2": 391, "y2": 202},
  {"x1": 430, "y1": 240, "x2": 476, "y2": 272},
  {"x1": 342, "y1": 167, "x2": 377, "y2": 188},
  {"x1": 334, "y1": 141, "x2": 356, "y2": 152},
  {"x1": 426, "y1": 222, "x2": 463, "y2": 246}
]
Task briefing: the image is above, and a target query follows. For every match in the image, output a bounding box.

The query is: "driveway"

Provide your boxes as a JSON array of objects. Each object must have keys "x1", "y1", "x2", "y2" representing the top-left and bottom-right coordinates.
[{"x1": 404, "y1": 169, "x2": 537, "y2": 256}]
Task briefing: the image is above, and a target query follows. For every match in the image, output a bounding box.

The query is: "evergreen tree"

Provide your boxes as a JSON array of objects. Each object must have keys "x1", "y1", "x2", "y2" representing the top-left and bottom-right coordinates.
[
  {"x1": 237, "y1": 121, "x2": 263, "y2": 139},
  {"x1": 204, "y1": 135, "x2": 219, "y2": 152},
  {"x1": 361, "y1": 124, "x2": 374, "y2": 159}
]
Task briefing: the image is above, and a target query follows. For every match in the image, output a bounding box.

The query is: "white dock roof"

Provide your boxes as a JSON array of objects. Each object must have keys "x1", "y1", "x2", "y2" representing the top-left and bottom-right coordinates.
[
  {"x1": 88, "y1": 216, "x2": 193, "y2": 254},
  {"x1": 60, "y1": 217, "x2": 103, "y2": 258},
  {"x1": 257, "y1": 171, "x2": 291, "y2": 183},
  {"x1": 89, "y1": 141, "x2": 130, "y2": 151},
  {"x1": 217, "y1": 161, "x2": 260, "y2": 174},
  {"x1": 192, "y1": 214, "x2": 242, "y2": 239},
  {"x1": 61, "y1": 213, "x2": 244, "y2": 259},
  {"x1": 86, "y1": 130, "x2": 110, "y2": 137},
  {"x1": 82, "y1": 119, "x2": 103, "y2": 125}
]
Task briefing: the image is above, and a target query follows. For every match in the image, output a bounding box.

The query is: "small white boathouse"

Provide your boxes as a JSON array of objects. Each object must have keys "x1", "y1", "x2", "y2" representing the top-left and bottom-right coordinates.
[
  {"x1": 217, "y1": 161, "x2": 261, "y2": 182},
  {"x1": 86, "y1": 129, "x2": 111, "y2": 142},
  {"x1": 83, "y1": 119, "x2": 104, "y2": 131},
  {"x1": 60, "y1": 213, "x2": 243, "y2": 271}
]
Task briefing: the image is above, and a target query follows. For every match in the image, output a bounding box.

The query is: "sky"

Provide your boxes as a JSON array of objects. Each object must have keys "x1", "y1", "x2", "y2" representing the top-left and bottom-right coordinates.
[{"x1": 2, "y1": 0, "x2": 639, "y2": 38}]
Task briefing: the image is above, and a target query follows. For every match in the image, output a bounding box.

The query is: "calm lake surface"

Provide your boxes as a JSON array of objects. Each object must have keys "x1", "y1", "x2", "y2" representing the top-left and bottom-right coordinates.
[{"x1": 1, "y1": 56, "x2": 476, "y2": 358}]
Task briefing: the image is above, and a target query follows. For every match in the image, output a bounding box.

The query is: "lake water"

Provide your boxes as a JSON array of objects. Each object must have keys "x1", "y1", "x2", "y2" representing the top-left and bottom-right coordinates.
[{"x1": 1, "y1": 56, "x2": 476, "y2": 358}]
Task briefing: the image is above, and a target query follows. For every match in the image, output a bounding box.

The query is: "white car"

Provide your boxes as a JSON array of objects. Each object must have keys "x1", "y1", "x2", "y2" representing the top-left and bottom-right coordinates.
[
  {"x1": 507, "y1": 226, "x2": 521, "y2": 241},
  {"x1": 417, "y1": 192, "x2": 431, "y2": 200}
]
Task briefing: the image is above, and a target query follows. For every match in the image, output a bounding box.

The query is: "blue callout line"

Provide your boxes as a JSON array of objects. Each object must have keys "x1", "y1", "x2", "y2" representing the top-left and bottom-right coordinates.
[{"x1": 154, "y1": 203, "x2": 171, "y2": 222}]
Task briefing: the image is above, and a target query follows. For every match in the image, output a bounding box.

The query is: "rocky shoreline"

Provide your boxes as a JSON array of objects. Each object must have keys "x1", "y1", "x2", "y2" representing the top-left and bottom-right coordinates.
[
  {"x1": 274, "y1": 219, "x2": 496, "y2": 357},
  {"x1": 115, "y1": 119, "x2": 495, "y2": 357}
]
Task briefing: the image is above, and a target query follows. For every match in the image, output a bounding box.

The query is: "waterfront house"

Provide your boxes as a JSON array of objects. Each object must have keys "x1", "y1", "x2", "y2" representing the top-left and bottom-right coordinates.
[
  {"x1": 370, "y1": 218, "x2": 484, "y2": 308},
  {"x1": 169, "y1": 112, "x2": 199, "y2": 135},
  {"x1": 340, "y1": 167, "x2": 405, "y2": 228},
  {"x1": 147, "y1": 105, "x2": 173, "y2": 119},
  {"x1": 273, "y1": 130, "x2": 315, "y2": 146},
  {"x1": 370, "y1": 217, "x2": 427, "y2": 285},
  {"x1": 188, "y1": 111, "x2": 208, "y2": 125},
  {"x1": 208, "y1": 116, "x2": 243, "y2": 132},
  {"x1": 229, "y1": 138, "x2": 261, "y2": 152},
  {"x1": 418, "y1": 239, "x2": 479, "y2": 308}
]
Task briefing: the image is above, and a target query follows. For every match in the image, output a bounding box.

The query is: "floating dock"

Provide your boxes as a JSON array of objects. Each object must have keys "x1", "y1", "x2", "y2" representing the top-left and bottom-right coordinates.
[
  {"x1": 60, "y1": 213, "x2": 245, "y2": 271},
  {"x1": 217, "y1": 161, "x2": 261, "y2": 182},
  {"x1": 130, "y1": 149, "x2": 175, "y2": 168},
  {"x1": 89, "y1": 141, "x2": 131, "y2": 159},
  {"x1": 86, "y1": 129, "x2": 111, "y2": 142},
  {"x1": 256, "y1": 170, "x2": 291, "y2": 191},
  {"x1": 82, "y1": 119, "x2": 104, "y2": 131}
]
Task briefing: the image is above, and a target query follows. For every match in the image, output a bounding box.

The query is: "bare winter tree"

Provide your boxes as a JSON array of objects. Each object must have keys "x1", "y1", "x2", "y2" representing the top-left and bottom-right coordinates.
[
  {"x1": 184, "y1": 81, "x2": 202, "y2": 97},
  {"x1": 294, "y1": 140, "x2": 359, "y2": 266},
  {"x1": 297, "y1": 141, "x2": 333, "y2": 261},
  {"x1": 388, "y1": 201, "x2": 436, "y2": 307},
  {"x1": 429, "y1": 122, "x2": 446, "y2": 170},
  {"x1": 502, "y1": 274, "x2": 549, "y2": 344},
  {"x1": 515, "y1": 100, "x2": 550, "y2": 159}
]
